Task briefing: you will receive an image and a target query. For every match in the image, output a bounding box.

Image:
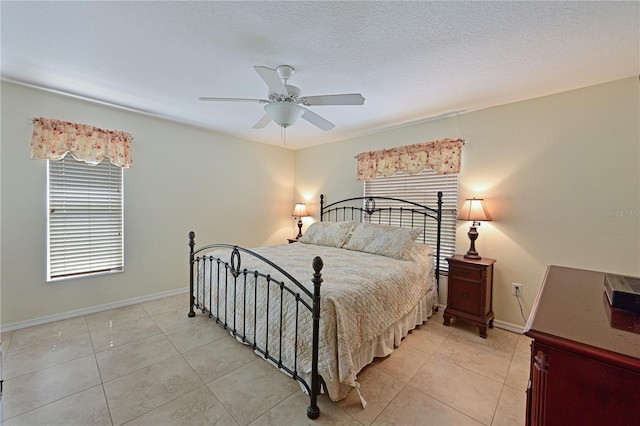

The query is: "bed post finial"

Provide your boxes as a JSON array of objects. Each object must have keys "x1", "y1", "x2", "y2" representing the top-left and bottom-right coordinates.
[
  {"x1": 307, "y1": 255, "x2": 323, "y2": 419},
  {"x1": 188, "y1": 231, "x2": 196, "y2": 318},
  {"x1": 312, "y1": 256, "x2": 323, "y2": 275}
]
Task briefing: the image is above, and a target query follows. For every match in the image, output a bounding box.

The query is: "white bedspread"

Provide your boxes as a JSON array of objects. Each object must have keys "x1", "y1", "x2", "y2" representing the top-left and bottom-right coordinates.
[{"x1": 194, "y1": 242, "x2": 435, "y2": 400}]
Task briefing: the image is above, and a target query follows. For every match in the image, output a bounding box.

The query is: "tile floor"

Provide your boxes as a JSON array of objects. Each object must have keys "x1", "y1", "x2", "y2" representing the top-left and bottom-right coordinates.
[{"x1": 1, "y1": 293, "x2": 531, "y2": 425}]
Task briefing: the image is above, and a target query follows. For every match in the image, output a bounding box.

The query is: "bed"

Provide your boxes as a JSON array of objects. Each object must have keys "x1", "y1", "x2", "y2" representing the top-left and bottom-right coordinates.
[{"x1": 188, "y1": 193, "x2": 443, "y2": 419}]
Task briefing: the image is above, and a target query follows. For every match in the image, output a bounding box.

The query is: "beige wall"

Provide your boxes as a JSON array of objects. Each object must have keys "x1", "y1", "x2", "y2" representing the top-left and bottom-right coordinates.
[
  {"x1": 0, "y1": 82, "x2": 295, "y2": 326},
  {"x1": 2, "y1": 78, "x2": 638, "y2": 329},
  {"x1": 294, "y1": 77, "x2": 640, "y2": 327}
]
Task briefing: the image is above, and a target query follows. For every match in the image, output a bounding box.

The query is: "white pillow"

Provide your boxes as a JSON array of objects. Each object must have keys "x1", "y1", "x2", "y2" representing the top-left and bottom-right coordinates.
[
  {"x1": 298, "y1": 221, "x2": 355, "y2": 247},
  {"x1": 405, "y1": 242, "x2": 435, "y2": 261},
  {"x1": 342, "y1": 223, "x2": 423, "y2": 260}
]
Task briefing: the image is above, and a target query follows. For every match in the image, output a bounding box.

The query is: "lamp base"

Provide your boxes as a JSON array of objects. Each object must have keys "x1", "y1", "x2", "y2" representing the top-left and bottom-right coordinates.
[
  {"x1": 464, "y1": 225, "x2": 482, "y2": 259},
  {"x1": 296, "y1": 219, "x2": 303, "y2": 239}
]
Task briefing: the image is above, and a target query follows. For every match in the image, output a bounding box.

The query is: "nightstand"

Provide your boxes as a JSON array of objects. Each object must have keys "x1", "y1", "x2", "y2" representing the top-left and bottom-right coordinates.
[
  {"x1": 287, "y1": 238, "x2": 298, "y2": 244},
  {"x1": 443, "y1": 255, "x2": 496, "y2": 338}
]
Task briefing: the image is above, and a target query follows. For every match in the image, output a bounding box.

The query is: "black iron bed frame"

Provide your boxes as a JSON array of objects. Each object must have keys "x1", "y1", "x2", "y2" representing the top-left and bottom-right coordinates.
[{"x1": 188, "y1": 192, "x2": 442, "y2": 419}]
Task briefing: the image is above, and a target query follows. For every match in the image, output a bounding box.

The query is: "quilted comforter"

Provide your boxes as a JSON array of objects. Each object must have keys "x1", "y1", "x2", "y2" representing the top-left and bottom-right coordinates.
[{"x1": 194, "y1": 242, "x2": 435, "y2": 400}]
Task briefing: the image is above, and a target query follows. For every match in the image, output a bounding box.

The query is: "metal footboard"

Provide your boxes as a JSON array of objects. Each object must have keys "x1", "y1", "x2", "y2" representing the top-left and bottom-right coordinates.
[{"x1": 187, "y1": 231, "x2": 323, "y2": 419}]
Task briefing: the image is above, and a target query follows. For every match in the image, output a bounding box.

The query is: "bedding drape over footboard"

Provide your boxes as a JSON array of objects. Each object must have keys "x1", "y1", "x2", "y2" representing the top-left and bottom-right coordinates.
[{"x1": 195, "y1": 242, "x2": 436, "y2": 400}]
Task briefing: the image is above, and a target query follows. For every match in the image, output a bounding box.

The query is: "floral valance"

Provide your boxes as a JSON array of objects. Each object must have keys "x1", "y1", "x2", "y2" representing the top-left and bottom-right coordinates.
[
  {"x1": 30, "y1": 117, "x2": 133, "y2": 168},
  {"x1": 356, "y1": 138, "x2": 463, "y2": 181}
]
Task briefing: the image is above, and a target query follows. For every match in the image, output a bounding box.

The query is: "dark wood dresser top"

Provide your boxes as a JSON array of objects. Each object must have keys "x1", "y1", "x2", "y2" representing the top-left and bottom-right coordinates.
[{"x1": 525, "y1": 265, "x2": 639, "y2": 360}]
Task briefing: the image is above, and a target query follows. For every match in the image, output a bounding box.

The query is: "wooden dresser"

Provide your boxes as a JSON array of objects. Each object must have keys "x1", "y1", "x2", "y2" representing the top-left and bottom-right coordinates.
[
  {"x1": 524, "y1": 266, "x2": 640, "y2": 426},
  {"x1": 443, "y1": 255, "x2": 496, "y2": 338}
]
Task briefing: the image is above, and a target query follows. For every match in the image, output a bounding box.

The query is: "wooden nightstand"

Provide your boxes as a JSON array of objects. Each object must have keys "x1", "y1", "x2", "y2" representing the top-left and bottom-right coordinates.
[
  {"x1": 443, "y1": 255, "x2": 496, "y2": 338},
  {"x1": 287, "y1": 238, "x2": 298, "y2": 244}
]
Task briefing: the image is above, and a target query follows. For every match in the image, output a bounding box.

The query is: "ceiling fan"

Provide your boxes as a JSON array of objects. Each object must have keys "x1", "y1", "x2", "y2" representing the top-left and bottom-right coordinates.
[{"x1": 199, "y1": 65, "x2": 365, "y2": 131}]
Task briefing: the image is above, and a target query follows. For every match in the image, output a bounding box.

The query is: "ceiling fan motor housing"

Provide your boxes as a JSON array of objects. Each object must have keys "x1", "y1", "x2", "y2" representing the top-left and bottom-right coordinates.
[{"x1": 285, "y1": 85, "x2": 301, "y2": 97}]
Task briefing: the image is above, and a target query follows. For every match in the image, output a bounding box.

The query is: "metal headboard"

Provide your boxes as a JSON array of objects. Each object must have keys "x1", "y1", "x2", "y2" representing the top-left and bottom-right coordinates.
[{"x1": 319, "y1": 192, "x2": 443, "y2": 284}]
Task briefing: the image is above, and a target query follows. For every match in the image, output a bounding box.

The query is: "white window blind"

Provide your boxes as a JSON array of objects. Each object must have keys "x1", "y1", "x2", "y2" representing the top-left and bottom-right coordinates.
[
  {"x1": 47, "y1": 156, "x2": 123, "y2": 281},
  {"x1": 363, "y1": 168, "x2": 458, "y2": 272}
]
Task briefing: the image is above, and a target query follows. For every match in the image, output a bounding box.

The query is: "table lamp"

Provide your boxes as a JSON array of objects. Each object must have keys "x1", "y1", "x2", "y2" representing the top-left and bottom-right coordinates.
[
  {"x1": 457, "y1": 197, "x2": 492, "y2": 259},
  {"x1": 292, "y1": 203, "x2": 309, "y2": 239}
]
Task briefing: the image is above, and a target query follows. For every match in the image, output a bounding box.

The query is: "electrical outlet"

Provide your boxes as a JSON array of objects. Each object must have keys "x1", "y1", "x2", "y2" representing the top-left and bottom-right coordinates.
[{"x1": 512, "y1": 283, "x2": 522, "y2": 296}]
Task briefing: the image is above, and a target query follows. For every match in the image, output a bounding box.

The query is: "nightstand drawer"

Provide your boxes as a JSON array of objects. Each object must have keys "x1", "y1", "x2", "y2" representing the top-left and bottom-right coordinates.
[
  {"x1": 449, "y1": 263, "x2": 483, "y2": 281},
  {"x1": 450, "y1": 280, "x2": 481, "y2": 314}
]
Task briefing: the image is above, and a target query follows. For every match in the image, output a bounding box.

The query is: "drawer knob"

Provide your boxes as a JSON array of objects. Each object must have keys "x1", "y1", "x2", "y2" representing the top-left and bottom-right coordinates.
[
  {"x1": 462, "y1": 269, "x2": 471, "y2": 275},
  {"x1": 462, "y1": 292, "x2": 469, "y2": 298}
]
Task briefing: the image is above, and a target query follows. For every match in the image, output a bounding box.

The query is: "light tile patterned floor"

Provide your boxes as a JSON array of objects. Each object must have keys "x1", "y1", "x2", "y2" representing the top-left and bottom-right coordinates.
[{"x1": 1, "y1": 294, "x2": 530, "y2": 425}]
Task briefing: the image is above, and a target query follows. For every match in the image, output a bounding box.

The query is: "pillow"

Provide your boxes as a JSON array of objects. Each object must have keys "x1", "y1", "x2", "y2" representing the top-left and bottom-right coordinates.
[
  {"x1": 298, "y1": 221, "x2": 355, "y2": 248},
  {"x1": 405, "y1": 242, "x2": 435, "y2": 261},
  {"x1": 342, "y1": 223, "x2": 423, "y2": 260}
]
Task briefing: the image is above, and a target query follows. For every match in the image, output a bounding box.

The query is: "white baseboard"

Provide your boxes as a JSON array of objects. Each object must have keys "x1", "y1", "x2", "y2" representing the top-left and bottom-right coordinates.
[
  {"x1": 491, "y1": 319, "x2": 525, "y2": 334},
  {"x1": 1, "y1": 287, "x2": 189, "y2": 333},
  {"x1": 434, "y1": 304, "x2": 525, "y2": 334},
  {"x1": 3, "y1": 292, "x2": 527, "y2": 335}
]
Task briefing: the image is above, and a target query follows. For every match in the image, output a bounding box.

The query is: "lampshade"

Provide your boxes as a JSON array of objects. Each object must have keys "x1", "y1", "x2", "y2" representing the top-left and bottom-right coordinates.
[
  {"x1": 457, "y1": 198, "x2": 492, "y2": 223},
  {"x1": 265, "y1": 103, "x2": 304, "y2": 128},
  {"x1": 292, "y1": 203, "x2": 308, "y2": 218}
]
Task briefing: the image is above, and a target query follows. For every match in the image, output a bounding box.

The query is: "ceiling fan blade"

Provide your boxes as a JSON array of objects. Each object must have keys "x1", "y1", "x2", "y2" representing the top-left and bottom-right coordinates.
[
  {"x1": 199, "y1": 97, "x2": 266, "y2": 103},
  {"x1": 252, "y1": 113, "x2": 272, "y2": 129},
  {"x1": 300, "y1": 108, "x2": 335, "y2": 131},
  {"x1": 302, "y1": 93, "x2": 365, "y2": 106},
  {"x1": 254, "y1": 66, "x2": 289, "y2": 95}
]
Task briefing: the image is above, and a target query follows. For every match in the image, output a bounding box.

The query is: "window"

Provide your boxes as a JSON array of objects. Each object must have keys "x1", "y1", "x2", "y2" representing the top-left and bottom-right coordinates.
[
  {"x1": 363, "y1": 168, "x2": 458, "y2": 272},
  {"x1": 47, "y1": 156, "x2": 124, "y2": 281}
]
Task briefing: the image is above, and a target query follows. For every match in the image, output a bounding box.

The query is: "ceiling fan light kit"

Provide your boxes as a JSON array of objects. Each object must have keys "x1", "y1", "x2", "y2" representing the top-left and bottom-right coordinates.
[
  {"x1": 265, "y1": 102, "x2": 304, "y2": 128},
  {"x1": 199, "y1": 64, "x2": 365, "y2": 132}
]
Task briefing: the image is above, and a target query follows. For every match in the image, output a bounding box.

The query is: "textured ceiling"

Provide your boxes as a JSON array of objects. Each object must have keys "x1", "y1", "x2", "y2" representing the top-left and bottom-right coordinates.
[{"x1": 1, "y1": 1, "x2": 638, "y2": 149}]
